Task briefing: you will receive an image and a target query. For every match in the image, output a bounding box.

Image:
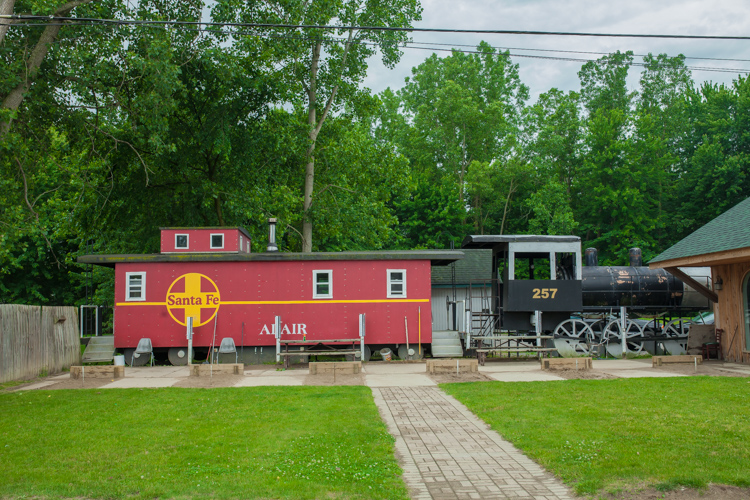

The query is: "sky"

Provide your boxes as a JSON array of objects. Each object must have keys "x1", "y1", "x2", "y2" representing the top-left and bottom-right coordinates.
[{"x1": 362, "y1": 0, "x2": 750, "y2": 102}]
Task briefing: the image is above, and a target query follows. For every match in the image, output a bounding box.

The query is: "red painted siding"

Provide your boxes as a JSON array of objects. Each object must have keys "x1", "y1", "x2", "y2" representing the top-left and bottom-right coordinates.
[
  {"x1": 160, "y1": 229, "x2": 249, "y2": 253},
  {"x1": 114, "y1": 260, "x2": 433, "y2": 349}
]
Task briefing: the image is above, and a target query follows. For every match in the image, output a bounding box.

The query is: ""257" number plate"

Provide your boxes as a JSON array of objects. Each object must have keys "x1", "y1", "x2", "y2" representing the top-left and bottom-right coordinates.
[{"x1": 532, "y1": 288, "x2": 558, "y2": 299}]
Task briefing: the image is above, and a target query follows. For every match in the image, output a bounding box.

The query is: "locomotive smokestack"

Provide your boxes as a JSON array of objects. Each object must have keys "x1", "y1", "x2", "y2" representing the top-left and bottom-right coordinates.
[
  {"x1": 585, "y1": 248, "x2": 598, "y2": 267},
  {"x1": 628, "y1": 247, "x2": 643, "y2": 267},
  {"x1": 267, "y1": 218, "x2": 278, "y2": 252}
]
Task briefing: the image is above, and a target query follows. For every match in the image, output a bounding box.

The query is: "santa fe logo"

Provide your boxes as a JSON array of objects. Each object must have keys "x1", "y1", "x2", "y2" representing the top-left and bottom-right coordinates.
[{"x1": 166, "y1": 273, "x2": 220, "y2": 327}]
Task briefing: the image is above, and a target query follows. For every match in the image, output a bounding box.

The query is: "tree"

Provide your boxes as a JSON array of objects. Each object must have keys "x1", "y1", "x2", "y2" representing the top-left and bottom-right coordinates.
[
  {"x1": 632, "y1": 53, "x2": 693, "y2": 250},
  {"x1": 525, "y1": 88, "x2": 582, "y2": 195},
  {"x1": 1, "y1": 0, "x2": 107, "y2": 136},
  {"x1": 0, "y1": 0, "x2": 208, "y2": 304},
  {"x1": 678, "y1": 77, "x2": 750, "y2": 235},
  {"x1": 382, "y1": 41, "x2": 528, "y2": 242},
  {"x1": 576, "y1": 51, "x2": 643, "y2": 263},
  {"x1": 213, "y1": 0, "x2": 422, "y2": 251}
]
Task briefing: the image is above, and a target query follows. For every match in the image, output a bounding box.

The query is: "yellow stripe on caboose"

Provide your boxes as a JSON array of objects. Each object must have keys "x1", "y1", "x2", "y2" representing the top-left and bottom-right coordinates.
[{"x1": 117, "y1": 298, "x2": 429, "y2": 306}]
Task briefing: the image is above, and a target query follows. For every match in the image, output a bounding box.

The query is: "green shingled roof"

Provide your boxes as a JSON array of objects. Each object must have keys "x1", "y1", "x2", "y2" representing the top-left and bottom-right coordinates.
[
  {"x1": 431, "y1": 249, "x2": 492, "y2": 285},
  {"x1": 650, "y1": 196, "x2": 750, "y2": 263}
]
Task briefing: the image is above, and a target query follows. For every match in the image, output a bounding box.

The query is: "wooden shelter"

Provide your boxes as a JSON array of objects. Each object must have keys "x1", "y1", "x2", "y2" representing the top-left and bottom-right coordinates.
[{"x1": 649, "y1": 197, "x2": 750, "y2": 363}]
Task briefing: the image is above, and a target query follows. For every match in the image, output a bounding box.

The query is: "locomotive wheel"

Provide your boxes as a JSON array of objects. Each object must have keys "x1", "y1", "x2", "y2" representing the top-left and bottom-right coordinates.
[
  {"x1": 553, "y1": 318, "x2": 594, "y2": 340},
  {"x1": 662, "y1": 319, "x2": 688, "y2": 355},
  {"x1": 168, "y1": 347, "x2": 189, "y2": 365},
  {"x1": 603, "y1": 319, "x2": 645, "y2": 357},
  {"x1": 124, "y1": 348, "x2": 150, "y2": 366},
  {"x1": 587, "y1": 318, "x2": 608, "y2": 345},
  {"x1": 553, "y1": 319, "x2": 595, "y2": 357},
  {"x1": 663, "y1": 319, "x2": 689, "y2": 337},
  {"x1": 553, "y1": 337, "x2": 592, "y2": 357},
  {"x1": 398, "y1": 344, "x2": 424, "y2": 361}
]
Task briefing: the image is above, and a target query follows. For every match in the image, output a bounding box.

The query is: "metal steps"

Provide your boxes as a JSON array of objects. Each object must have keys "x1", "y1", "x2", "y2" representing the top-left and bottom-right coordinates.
[
  {"x1": 82, "y1": 336, "x2": 115, "y2": 363},
  {"x1": 431, "y1": 330, "x2": 464, "y2": 357}
]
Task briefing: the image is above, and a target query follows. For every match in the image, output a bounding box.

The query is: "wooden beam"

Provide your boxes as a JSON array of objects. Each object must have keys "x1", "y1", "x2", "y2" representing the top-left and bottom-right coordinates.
[
  {"x1": 650, "y1": 247, "x2": 750, "y2": 269},
  {"x1": 665, "y1": 267, "x2": 718, "y2": 303}
]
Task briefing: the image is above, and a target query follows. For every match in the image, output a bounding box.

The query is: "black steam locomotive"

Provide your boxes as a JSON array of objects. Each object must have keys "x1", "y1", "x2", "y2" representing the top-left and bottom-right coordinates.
[{"x1": 459, "y1": 235, "x2": 711, "y2": 357}]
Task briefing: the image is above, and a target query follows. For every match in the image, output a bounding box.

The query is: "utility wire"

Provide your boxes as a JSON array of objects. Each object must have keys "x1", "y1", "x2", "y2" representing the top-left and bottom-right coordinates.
[
  {"x1": 4, "y1": 17, "x2": 750, "y2": 74},
  {"x1": 4, "y1": 14, "x2": 750, "y2": 41}
]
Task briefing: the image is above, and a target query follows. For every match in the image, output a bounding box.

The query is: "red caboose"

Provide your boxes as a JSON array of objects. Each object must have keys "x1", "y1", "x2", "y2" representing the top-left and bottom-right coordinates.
[{"x1": 79, "y1": 224, "x2": 462, "y2": 365}]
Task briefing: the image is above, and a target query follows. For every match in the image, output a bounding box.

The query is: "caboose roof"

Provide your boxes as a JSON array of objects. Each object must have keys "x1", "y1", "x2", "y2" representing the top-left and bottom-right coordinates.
[
  {"x1": 160, "y1": 226, "x2": 253, "y2": 238},
  {"x1": 78, "y1": 250, "x2": 464, "y2": 268}
]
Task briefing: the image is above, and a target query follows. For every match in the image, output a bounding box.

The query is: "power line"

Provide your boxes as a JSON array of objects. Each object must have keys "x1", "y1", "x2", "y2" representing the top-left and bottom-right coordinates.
[
  {"x1": 4, "y1": 14, "x2": 750, "y2": 41},
  {"x1": 407, "y1": 40, "x2": 750, "y2": 64},
  {"x1": 4, "y1": 17, "x2": 750, "y2": 75}
]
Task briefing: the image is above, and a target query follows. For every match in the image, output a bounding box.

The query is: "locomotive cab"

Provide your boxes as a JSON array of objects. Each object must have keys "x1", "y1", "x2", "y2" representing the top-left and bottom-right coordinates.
[{"x1": 462, "y1": 235, "x2": 583, "y2": 332}]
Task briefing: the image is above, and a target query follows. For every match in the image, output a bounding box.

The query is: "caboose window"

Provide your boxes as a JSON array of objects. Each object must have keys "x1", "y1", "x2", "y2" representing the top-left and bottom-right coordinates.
[
  {"x1": 210, "y1": 233, "x2": 224, "y2": 249},
  {"x1": 126, "y1": 272, "x2": 146, "y2": 301},
  {"x1": 387, "y1": 269, "x2": 406, "y2": 298},
  {"x1": 175, "y1": 234, "x2": 189, "y2": 249},
  {"x1": 313, "y1": 270, "x2": 332, "y2": 299}
]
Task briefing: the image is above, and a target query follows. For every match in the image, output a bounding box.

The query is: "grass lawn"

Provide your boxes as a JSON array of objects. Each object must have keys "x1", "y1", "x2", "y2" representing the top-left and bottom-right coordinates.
[
  {"x1": 0, "y1": 386, "x2": 408, "y2": 500},
  {"x1": 442, "y1": 377, "x2": 750, "y2": 496}
]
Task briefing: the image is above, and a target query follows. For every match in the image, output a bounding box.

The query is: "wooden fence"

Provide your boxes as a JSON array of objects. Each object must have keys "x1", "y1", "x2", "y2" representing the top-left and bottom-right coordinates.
[{"x1": 0, "y1": 305, "x2": 81, "y2": 383}]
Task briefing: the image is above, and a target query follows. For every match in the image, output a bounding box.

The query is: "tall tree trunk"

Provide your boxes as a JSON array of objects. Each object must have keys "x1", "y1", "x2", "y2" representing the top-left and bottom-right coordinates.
[
  {"x1": 301, "y1": 29, "x2": 354, "y2": 252},
  {"x1": 0, "y1": 0, "x2": 94, "y2": 136},
  {"x1": 302, "y1": 40, "x2": 321, "y2": 252},
  {"x1": 0, "y1": 0, "x2": 15, "y2": 45}
]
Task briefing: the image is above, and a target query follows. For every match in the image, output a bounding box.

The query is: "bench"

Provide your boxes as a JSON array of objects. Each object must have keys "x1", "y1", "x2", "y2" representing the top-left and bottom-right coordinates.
[{"x1": 278, "y1": 338, "x2": 363, "y2": 368}]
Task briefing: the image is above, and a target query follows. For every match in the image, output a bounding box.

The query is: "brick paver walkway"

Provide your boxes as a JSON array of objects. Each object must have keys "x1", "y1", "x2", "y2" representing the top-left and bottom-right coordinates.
[{"x1": 372, "y1": 387, "x2": 573, "y2": 500}]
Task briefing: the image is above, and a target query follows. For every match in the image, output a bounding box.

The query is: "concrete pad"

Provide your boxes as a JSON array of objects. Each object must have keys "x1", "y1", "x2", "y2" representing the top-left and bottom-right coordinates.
[
  {"x1": 593, "y1": 359, "x2": 652, "y2": 370},
  {"x1": 479, "y1": 361, "x2": 542, "y2": 373},
  {"x1": 604, "y1": 370, "x2": 686, "y2": 378},
  {"x1": 234, "y1": 376, "x2": 304, "y2": 387},
  {"x1": 487, "y1": 372, "x2": 565, "y2": 382},
  {"x1": 716, "y1": 367, "x2": 750, "y2": 375},
  {"x1": 52, "y1": 374, "x2": 69, "y2": 380},
  {"x1": 720, "y1": 363, "x2": 750, "y2": 373},
  {"x1": 101, "y1": 377, "x2": 181, "y2": 388},
  {"x1": 16, "y1": 381, "x2": 58, "y2": 391},
  {"x1": 252, "y1": 368, "x2": 308, "y2": 377},
  {"x1": 365, "y1": 374, "x2": 436, "y2": 387},
  {"x1": 124, "y1": 367, "x2": 189, "y2": 378},
  {"x1": 363, "y1": 363, "x2": 426, "y2": 374}
]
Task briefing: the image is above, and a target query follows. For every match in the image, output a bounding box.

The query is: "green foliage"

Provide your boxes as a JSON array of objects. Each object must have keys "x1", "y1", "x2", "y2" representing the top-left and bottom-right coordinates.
[
  {"x1": 678, "y1": 77, "x2": 750, "y2": 238},
  {"x1": 526, "y1": 180, "x2": 578, "y2": 235},
  {"x1": 3, "y1": 0, "x2": 750, "y2": 309},
  {"x1": 380, "y1": 42, "x2": 529, "y2": 244}
]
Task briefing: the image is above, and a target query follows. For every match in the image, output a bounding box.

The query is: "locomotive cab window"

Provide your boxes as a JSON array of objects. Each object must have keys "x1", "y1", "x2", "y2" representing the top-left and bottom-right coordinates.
[
  {"x1": 126, "y1": 272, "x2": 146, "y2": 301},
  {"x1": 210, "y1": 233, "x2": 224, "y2": 249},
  {"x1": 512, "y1": 254, "x2": 551, "y2": 280},
  {"x1": 175, "y1": 234, "x2": 189, "y2": 249},
  {"x1": 387, "y1": 270, "x2": 406, "y2": 298},
  {"x1": 313, "y1": 270, "x2": 332, "y2": 299}
]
